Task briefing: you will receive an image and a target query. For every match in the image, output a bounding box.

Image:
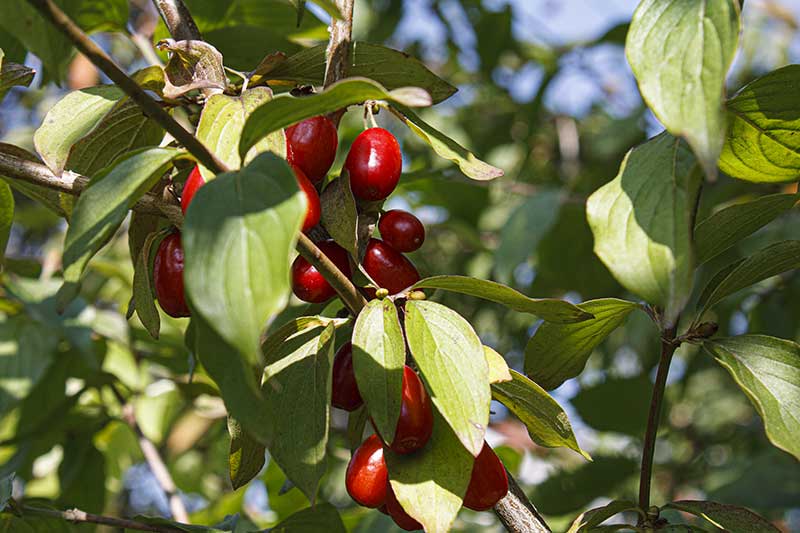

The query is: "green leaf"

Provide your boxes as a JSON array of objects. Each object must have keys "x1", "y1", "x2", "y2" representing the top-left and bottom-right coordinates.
[
  {"x1": 195, "y1": 88, "x2": 286, "y2": 179},
  {"x1": 697, "y1": 240, "x2": 800, "y2": 316},
  {"x1": 271, "y1": 503, "x2": 346, "y2": 533},
  {"x1": 34, "y1": 85, "x2": 124, "y2": 174},
  {"x1": 0, "y1": 180, "x2": 13, "y2": 265},
  {"x1": 587, "y1": 132, "x2": 702, "y2": 321},
  {"x1": 492, "y1": 370, "x2": 589, "y2": 460},
  {"x1": 567, "y1": 500, "x2": 640, "y2": 533},
  {"x1": 666, "y1": 500, "x2": 781, "y2": 533},
  {"x1": 157, "y1": 38, "x2": 227, "y2": 99},
  {"x1": 525, "y1": 299, "x2": 641, "y2": 391},
  {"x1": 131, "y1": 229, "x2": 162, "y2": 339},
  {"x1": 391, "y1": 104, "x2": 503, "y2": 181},
  {"x1": 65, "y1": 99, "x2": 165, "y2": 178},
  {"x1": 262, "y1": 316, "x2": 348, "y2": 363},
  {"x1": 0, "y1": 473, "x2": 13, "y2": 512},
  {"x1": 412, "y1": 276, "x2": 592, "y2": 323},
  {"x1": 58, "y1": 438, "x2": 105, "y2": 513},
  {"x1": 386, "y1": 410, "x2": 474, "y2": 533},
  {"x1": 484, "y1": 346, "x2": 512, "y2": 384},
  {"x1": 695, "y1": 193, "x2": 798, "y2": 264},
  {"x1": 0, "y1": 1, "x2": 69, "y2": 81},
  {"x1": 239, "y1": 77, "x2": 431, "y2": 158},
  {"x1": 703, "y1": 335, "x2": 800, "y2": 461},
  {"x1": 320, "y1": 174, "x2": 358, "y2": 255},
  {"x1": 227, "y1": 416, "x2": 265, "y2": 490},
  {"x1": 262, "y1": 323, "x2": 336, "y2": 502},
  {"x1": 57, "y1": 147, "x2": 180, "y2": 310},
  {"x1": 494, "y1": 189, "x2": 563, "y2": 284},
  {"x1": 405, "y1": 300, "x2": 489, "y2": 456},
  {"x1": 571, "y1": 375, "x2": 654, "y2": 436},
  {"x1": 719, "y1": 65, "x2": 800, "y2": 183},
  {"x1": 626, "y1": 0, "x2": 740, "y2": 176},
  {"x1": 266, "y1": 42, "x2": 456, "y2": 104},
  {"x1": 352, "y1": 298, "x2": 405, "y2": 444},
  {"x1": 133, "y1": 515, "x2": 228, "y2": 532},
  {"x1": 0, "y1": 55, "x2": 34, "y2": 102},
  {"x1": 183, "y1": 153, "x2": 305, "y2": 365}
]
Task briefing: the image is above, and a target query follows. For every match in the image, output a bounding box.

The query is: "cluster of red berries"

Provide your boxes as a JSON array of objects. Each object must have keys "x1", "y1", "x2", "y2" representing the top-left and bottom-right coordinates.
[{"x1": 334, "y1": 344, "x2": 509, "y2": 530}]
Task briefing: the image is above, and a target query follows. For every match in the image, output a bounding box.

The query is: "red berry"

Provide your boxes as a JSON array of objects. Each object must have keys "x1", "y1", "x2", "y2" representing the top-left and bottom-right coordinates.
[
  {"x1": 463, "y1": 442, "x2": 509, "y2": 511},
  {"x1": 153, "y1": 232, "x2": 190, "y2": 318},
  {"x1": 291, "y1": 240, "x2": 352, "y2": 303},
  {"x1": 385, "y1": 485, "x2": 422, "y2": 531},
  {"x1": 181, "y1": 165, "x2": 205, "y2": 215},
  {"x1": 332, "y1": 342, "x2": 363, "y2": 411},
  {"x1": 346, "y1": 434, "x2": 388, "y2": 508},
  {"x1": 286, "y1": 116, "x2": 338, "y2": 183},
  {"x1": 363, "y1": 238, "x2": 420, "y2": 295},
  {"x1": 379, "y1": 210, "x2": 425, "y2": 252},
  {"x1": 345, "y1": 128, "x2": 402, "y2": 201},
  {"x1": 385, "y1": 366, "x2": 433, "y2": 455},
  {"x1": 292, "y1": 165, "x2": 321, "y2": 233}
]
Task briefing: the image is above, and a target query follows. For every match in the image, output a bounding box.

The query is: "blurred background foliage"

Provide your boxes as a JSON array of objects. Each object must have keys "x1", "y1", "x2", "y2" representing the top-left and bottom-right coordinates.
[{"x1": 1, "y1": 0, "x2": 799, "y2": 531}]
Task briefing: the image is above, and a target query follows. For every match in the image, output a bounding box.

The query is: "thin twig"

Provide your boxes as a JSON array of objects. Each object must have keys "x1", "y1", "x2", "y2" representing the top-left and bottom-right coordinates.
[
  {"x1": 25, "y1": 0, "x2": 228, "y2": 175},
  {"x1": 493, "y1": 469, "x2": 551, "y2": 533},
  {"x1": 153, "y1": 0, "x2": 202, "y2": 41},
  {"x1": 297, "y1": 232, "x2": 367, "y2": 314},
  {"x1": 20, "y1": 505, "x2": 187, "y2": 532},
  {"x1": 638, "y1": 322, "x2": 680, "y2": 521}
]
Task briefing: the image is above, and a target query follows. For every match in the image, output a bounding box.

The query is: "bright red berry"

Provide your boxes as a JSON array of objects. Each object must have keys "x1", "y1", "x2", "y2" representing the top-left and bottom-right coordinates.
[
  {"x1": 385, "y1": 485, "x2": 422, "y2": 531},
  {"x1": 463, "y1": 442, "x2": 509, "y2": 511},
  {"x1": 346, "y1": 434, "x2": 388, "y2": 508},
  {"x1": 384, "y1": 366, "x2": 433, "y2": 455},
  {"x1": 292, "y1": 165, "x2": 321, "y2": 232},
  {"x1": 153, "y1": 232, "x2": 190, "y2": 318},
  {"x1": 345, "y1": 128, "x2": 402, "y2": 201},
  {"x1": 181, "y1": 165, "x2": 205, "y2": 215},
  {"x1": 291, "y1": 240, "x2": 352, "y2": 303},
  {"x1": 363, "y1": 238, "x2": 420, "y2": 295},
  {"x1": 286, "y1": 116, "x2": 338, "y2": 183},
  {"x1": 379, "y1": 210, "x2": 425, "y2": 252},
  {"x1": 332, "y1": 342, "x2": 363, "y2": 411}
]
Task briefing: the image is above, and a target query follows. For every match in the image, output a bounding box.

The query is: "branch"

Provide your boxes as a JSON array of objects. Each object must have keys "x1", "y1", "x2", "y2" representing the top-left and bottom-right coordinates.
[
  {"x1": 297, "y1": 232, "x2": 366, "y2": 314},
  {"x1": 153, "y1": 0, "x2": 202, "y2": 41},
  {"x1": 493, "y1": 469, "x2": 551, "y2": 533},
  {"x1": 0, "y1": 151, "x2": 183, "y2": 226},
  {"x1": 323, "y1": 0, "x2": 355, "y2": 88},
  {"x1": 26, "y1": 0, "x2": 228, "y2": 175},
  {"x1": 20, "y1": 505, "x2": 187, "y2": 533}
]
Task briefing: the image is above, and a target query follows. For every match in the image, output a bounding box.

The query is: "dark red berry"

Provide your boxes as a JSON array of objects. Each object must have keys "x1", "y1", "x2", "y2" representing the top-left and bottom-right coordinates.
[
  {"x1": 286, "y1": 116, "x2": 338, "y2": 183},
  {"x1": 385, "y1": 485, "x2": 422, "y2": 531},
  {"x1": 346, "y1": 434, "x2": 388, "y2": 508},
  {"x1": 379, "y1": 210, "x2": 425, "y2": 252},
  {"x1": 332, "y1": 342, "x2": 363, "y2": 411},
  {"x1": 181, "y1": 165, "x2": 205, "y2": 215},
  {"x1": 345, "y1": 128, "x2": 402, "y2": 201},
  {"x1": 363, "y1": 238, "x2": 420, "y2": 295},
  {"x1": 153, "y1": 232, "x2": 190, "y2": 318},
  {"x1": 292, "y1": 165, "x2": 321, "y2": 233},
  {"x1": 463, "y1": 442, "x2": 509, "y2": 511},
  {"x1": 291, "y1": 240, "x2": 352, "y2": 303},
  {"x1": 385, "y1": 366, "x2": 433, "y2": 455}
]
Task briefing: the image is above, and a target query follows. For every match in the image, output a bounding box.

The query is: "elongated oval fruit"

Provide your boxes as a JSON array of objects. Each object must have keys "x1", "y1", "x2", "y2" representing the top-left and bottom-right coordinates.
[
  {"x1": 363, "y1": 238, "x2": 420, "y2": 295},
  {"x1": 346, "y1": 434, "x2": 388, "y2": 508},
  {"x1": 290, "y1": 240, "x2": 352, "y2": 303},
  {"x1": 292, "y1": 165, "x2": 321, "y2": 233},
  {"x1": 153, "y1": 231, "x2": 190, "y2": 318},
  {"x1": 379, "y1": 210, "x2": 425, "y2": 252},
  {"x1": 332, "y1": 342, "x2": 363, "y2": 411},
  {"x1": 383, "y1": 366, "x2": 433, "y2": 455},
  {"x1": 181, "y1": 165, "x2": 205, "y2": 215},
  {"x1": 286, "y1": 116, "x2": 338, "y2": 183},
  {"x1": 345, "y1": 127, "x2": 402, "y2": 201},
  {"x1": 463, "y1": 442, "x2": 509, "y2": 511}
]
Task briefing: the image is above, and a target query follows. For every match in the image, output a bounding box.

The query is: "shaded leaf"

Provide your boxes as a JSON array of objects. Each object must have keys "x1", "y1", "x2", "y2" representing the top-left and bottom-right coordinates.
[
  {"x1": 525, "y1": 299, "x2": 641, "y2": 391},
  {"x1": 405, "y1": 300, "x2": 489, "y2": 456},
  {"x1": 492, "y1": 370, "x2": 589, "y2": 459},
  {"x1": 183, "y1": 153, "x2": 305, "y2": 365},
  {"x1": 695, "y1": 193, "x2": 798, "y2": 264},
  {"x1": 704, "y1": 335, "x2": 800, "y2": 461},
  {"x1": 719, "y1": 65, "x2": 800, "y2": 183},
  {"x1": 572, "y1": 375, "x2": 654, "y2": 436},
  {"x1": 320, "y1": 174, "x2": 358, "y2": 255},
  {"x1": 262, "y1": 316, "x2": 348, "y2": 363},
  {"x1": 666, "y1": 500, "x2": 781, "y2": 533},
  {"x1": 0, "y1": 180, "x2": 13, "y2": 264},
  {"x1": 587, "y1": 132, "x2": 701, "y2": 322},
  {"x1": 0, "y1": 473, "x2": 12, "y2": 512},
  {"x1": 131, "y1": 229, "x2": 162, "y2": 339},
  {"x1": 412, "y1": 275, "x2": 592, "y2": 323},
  {"x1": 567, "y1": 500, "x2": 640, "y2": 533},
  {"x1": 157, "y1": 39, "x2": 227, "y2": 99},
  {"x1": 228, "y1": 416, "x2": 265, "y2": 490},
  {"x1": 626, "y1": 0, "x2": 740, "y2": 176},
  {"x1": 0, "y1": 55, "x2": 34, "y2": 102},
  {"x1": 240, "y1": 77, "x2": 431, "y2": 157},
  {"x1": 271, "y1": 503, "x2": 346, "y2": 533}
]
